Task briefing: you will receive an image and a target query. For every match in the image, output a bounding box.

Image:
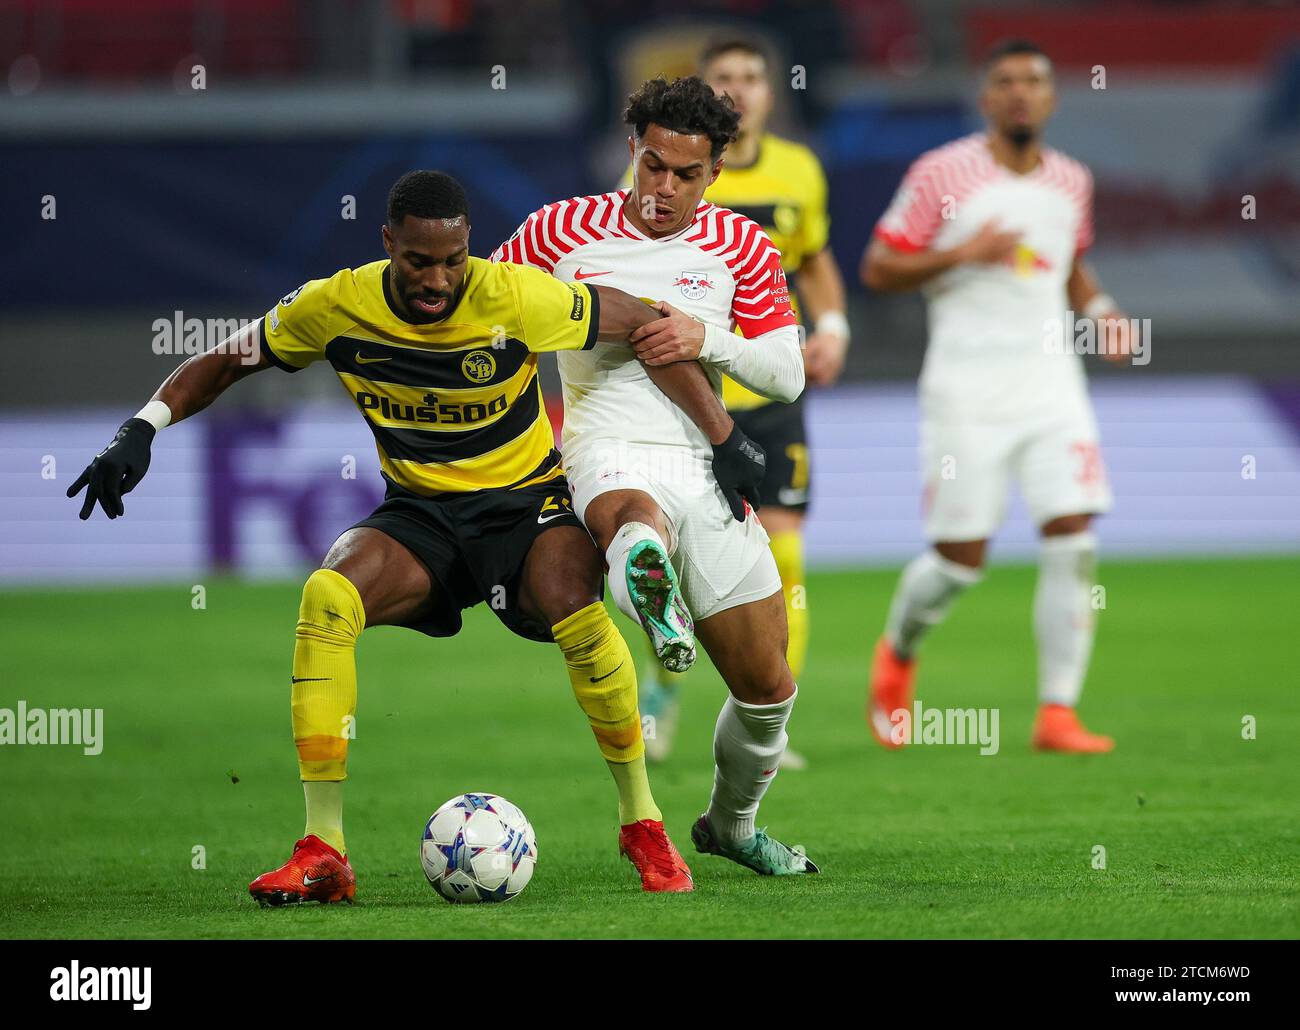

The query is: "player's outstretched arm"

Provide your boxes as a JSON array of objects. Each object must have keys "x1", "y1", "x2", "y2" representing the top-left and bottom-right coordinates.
[
  {"x1": 67, "y1": 322, "x2": 270, "y2": 520},
  {"x1": 797, "y1": 247, "x2": 852, "y2": 387},
  {"x1": 861, "y1": 220, "x2": 1021, "y2": 292},
  {"x1": 589, "y1": 284, "x2": 766, "y2": 520},
  {"x1": 1068, "y1": 257, "x2": 1132, "y2": 364}
]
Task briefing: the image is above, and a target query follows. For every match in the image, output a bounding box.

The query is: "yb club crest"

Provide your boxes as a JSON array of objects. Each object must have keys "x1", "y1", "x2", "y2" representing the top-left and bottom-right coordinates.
[{"x1": 461, "y1": 350, "x2": 496, "y2": 383}]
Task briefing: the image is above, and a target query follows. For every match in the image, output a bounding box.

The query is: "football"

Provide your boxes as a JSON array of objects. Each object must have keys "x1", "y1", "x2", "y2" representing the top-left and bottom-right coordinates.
[{"x1": 420, "y1": 793, "x2": 537, "y2": 903}]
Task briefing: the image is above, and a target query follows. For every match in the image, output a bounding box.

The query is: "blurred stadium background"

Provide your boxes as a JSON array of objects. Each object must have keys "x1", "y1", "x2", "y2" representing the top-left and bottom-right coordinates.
[{"x1": 3, "y1": 0, "x2": 1298, "y2": 581}]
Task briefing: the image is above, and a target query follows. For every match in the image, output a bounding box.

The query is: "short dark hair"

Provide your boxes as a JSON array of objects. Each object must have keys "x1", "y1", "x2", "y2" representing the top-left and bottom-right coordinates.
[
  {"x1": 387, "y1": 170, "x2": 469, "y2": 226},
  {"x1": 699, "y1": 37, "x2": 770, "y2": 74},
  {"x1": 982, "y1": 38, "x2": 1051, "y2": 73},
  {"x1": 624, "y1": 75, "x2": 740, "y2": 162}
]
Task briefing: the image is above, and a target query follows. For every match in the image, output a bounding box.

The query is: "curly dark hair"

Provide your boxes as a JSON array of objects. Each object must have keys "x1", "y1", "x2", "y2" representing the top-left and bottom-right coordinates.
[
  {"x1": 623, "y1": 75, "x2": 740, "y2": 162},
  {"x1": 387, "y1": 170, "x2": 469, "y2": 226}
]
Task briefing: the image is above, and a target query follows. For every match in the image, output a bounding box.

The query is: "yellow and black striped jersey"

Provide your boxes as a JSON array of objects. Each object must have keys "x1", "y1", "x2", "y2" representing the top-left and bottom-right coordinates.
[
  {"x1": 706, "y1": 132, "x2": 830, "y2": 278},
  {"x1": 623, "y1": 131, "x2": 830, "y2": 411},
  {"x1": 708, "y1": 134, "x2": 829, "y2": 410},
  {"x1": 261, "y1": 257, "x2": 599, "y2": 496}
]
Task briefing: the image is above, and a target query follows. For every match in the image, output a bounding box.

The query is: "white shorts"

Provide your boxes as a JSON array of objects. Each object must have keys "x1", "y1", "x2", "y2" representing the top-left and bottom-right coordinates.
[
  {"x1": 920, "y1": 406, "x2": 1113, "y2": 542},
  {"x1": 564, "y1": 439, "x2": 782, "y2": 620}
]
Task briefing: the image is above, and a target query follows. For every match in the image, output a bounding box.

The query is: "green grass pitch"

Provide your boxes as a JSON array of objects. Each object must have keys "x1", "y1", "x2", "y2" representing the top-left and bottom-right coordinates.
[{"x1": 1, "y1": 557, "x2": 1296, "y2": 939}]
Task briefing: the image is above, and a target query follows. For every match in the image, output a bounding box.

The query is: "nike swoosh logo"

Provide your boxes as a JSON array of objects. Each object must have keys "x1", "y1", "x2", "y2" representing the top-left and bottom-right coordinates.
[
  {"x1": 301, "y1": 873, "x2": 328, "y2": 886},
  {"x1": 573, "y1": 268, "x2": 610, "y2": 281},
  {"x1": 590, "y1": 661, "x2": 625, "y2": 684},
  {"x1": 537, "y1": 512, "x2": 571, "y2": 524},
  {"x1": 356, "y1": 352, "x2": 391, "y2": 364},
  {"x1": 292, "y1": 677, "x2": 331, "y2": 684}
]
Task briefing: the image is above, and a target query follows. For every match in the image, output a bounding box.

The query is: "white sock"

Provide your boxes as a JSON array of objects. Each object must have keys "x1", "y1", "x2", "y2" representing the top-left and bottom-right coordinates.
[
  {"x1": 1035, "y1": 532, "x2": 1098, "y2": 707},
  {"x1": 884, "y1": 550, "x2": 982, "y2": 659},
  {"x1": 604, "y1": 522, "x2": 668, "y2": 625},
  {"x1": 706, "y1": 688, "x2": 796, "y2": 846}
]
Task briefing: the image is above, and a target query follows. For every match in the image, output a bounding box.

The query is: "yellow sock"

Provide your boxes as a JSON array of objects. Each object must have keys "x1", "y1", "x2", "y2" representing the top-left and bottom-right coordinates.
[
  {"x1": 303, "y1": 781, "x2": 345, "y2": 854},
  {"x1": 553, "y1": 602, "x2": 661, "y2": 824},
  {"x1": 292, "y1": 568, "x2": 365, "y2": 850},
  {"x1": 769, "y1": 530, "x2": 808, "y2": 681}
]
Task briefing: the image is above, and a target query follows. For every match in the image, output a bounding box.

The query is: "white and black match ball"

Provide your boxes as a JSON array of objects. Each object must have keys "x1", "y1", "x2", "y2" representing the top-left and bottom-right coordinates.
[{"x1": 420, "y1": 793, "x2": 537, "y2": 903}]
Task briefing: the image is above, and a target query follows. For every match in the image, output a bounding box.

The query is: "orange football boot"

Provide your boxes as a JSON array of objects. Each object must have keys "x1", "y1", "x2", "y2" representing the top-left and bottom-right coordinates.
[
  {"x1": 249, "y1": 834, "x2": 356, "y2": 906},
  {"x1": 618, "y1": 819, "x2": 693, "y2": 892},
  {"x1": 867, "y1": 636, "x2": 915, "y2": 749},
  {"x1": 1032, "y1": 704, "x2": 1115, "y2": 753}
]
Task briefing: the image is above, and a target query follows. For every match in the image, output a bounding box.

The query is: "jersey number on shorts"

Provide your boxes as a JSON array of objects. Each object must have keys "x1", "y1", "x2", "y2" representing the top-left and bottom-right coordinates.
[
  {"x1": 538, "y1": 494, "x2": 573, "y2": 522},
  {"x1": 1070, "y1": 442, "x2": 1104, "y2": 487},
  {"x1": 786, "y1": 443, "x2": 809, "y2": 492}
]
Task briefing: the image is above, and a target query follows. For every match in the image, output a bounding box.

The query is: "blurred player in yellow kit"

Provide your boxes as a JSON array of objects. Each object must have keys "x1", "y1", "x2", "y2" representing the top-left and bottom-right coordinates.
[{"x1": 636, "y1": 39, "x2": 851, "y2": 768}]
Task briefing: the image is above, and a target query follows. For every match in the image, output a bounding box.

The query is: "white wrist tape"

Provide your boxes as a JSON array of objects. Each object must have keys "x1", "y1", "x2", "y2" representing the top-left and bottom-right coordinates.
[
  {"x1": 1084, "y1": 294, "x2": 1116, "y2": 320},
  {"x1": 133, "y1": 400, "x2": 173, "y2": 431},
  {"x1": 814, "y1": 310, "x2": 850, "y2": 342}
]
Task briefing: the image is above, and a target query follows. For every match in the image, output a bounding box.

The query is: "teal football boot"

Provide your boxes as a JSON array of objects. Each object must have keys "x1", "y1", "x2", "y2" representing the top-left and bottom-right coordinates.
[
  {"x1": 690, "y1": 814, "x2": 819, "y2": 876},
  {"x1": 625, "y1": 538, "x2": 695, "y2": 674}
]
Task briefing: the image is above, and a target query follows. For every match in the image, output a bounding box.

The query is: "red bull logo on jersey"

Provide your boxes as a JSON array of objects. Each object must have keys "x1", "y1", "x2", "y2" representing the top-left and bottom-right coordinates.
[
  {"x1": 672, "y1": 271, "x2": 715, "y2": 301},
  {"x1": 1008, "y1": 243, "x2": 1053, "y2": 277}
]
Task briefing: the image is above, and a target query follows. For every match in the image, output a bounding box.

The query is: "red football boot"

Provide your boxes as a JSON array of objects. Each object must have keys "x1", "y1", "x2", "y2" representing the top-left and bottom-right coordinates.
[
  {"x1": 618, "y1": 819, "x2": 693, "y2": 893},
  {"x1": 249, "y1": 834, "x2": 356, "y2": 906},
  {"x1": 867, "y1": 636, "x2": 915, "y2": 749},
  {"x1": 1032, "y1": 704, "x2": 1115, "y2": 754}
]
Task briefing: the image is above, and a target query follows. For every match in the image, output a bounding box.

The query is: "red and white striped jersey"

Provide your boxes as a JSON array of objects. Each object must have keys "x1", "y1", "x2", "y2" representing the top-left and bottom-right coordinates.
[
  {"x1": 492, "y1": 190, "x2": 795, "y2": 453},
  {"x1": 876, "y1": 133, "x2": 1096, "y2": 422}
]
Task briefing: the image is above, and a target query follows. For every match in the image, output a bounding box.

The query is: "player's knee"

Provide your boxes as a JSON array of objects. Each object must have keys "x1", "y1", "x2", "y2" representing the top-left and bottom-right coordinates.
[
  {"x1": 585, "y1": 492, "x2": 665, "y2": 551},
  {"x1": 729, "y1": 656, "x2": 795, "y2": 706},
  {"x1": 1041, "y1": 513, "x2": 1092, "y2": 537},
  {"x1": 935, "y1": 539, "x2": 987, "y2": 571},
  {"x1": 297, "y1": 568, "x2": 366, "y2": 643},
  {"x1": 739, "y1": 678, "x2": 794, "y2": 708},
  {"x1": 534, "y1": 583, "x2": 603, "y2": 630}
]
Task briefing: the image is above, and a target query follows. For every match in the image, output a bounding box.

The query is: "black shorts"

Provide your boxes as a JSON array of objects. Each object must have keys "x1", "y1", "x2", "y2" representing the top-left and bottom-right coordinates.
[
  {"x1": 351, "y1": 471, "x2": 591, "y2": 643},
  {"x1": 731, "y1": 396, "x2": 811, "y2": 513}
]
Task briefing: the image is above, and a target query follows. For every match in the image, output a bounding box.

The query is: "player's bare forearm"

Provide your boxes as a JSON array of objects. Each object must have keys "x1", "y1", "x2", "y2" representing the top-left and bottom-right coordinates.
[
  {"x1": 643, "y1": 360, "x2": 733, "y2": 446},
  {"x1": 798, "y1": 247, "x2": 851, "y2": 386},
  {"x1": 643, "y1": 353, "x2": 767, "y2": 521},
  {"x1": 797, "y1": 247, "x2": 847, "y2": 323},
  {"x1": 863, "y1": 217, "x2": 1027, "y2": 293},
  {"x1": 589, "y1": 285, "x2": 734, "y2": 444},
  {"x1": 591, "y1": 284, "x2": 660, "y2": 341},
  {"x1": 1068, "y1": 256, "x2": 1131, "y2": 363},
  {"x1": 155, "y1": 322, "x2": 270, "y2": 423},
  {"x1": 1067, "y1": 258, "x2": 1105, "y2": 313},
  {"x1": 860, "y1": 237, "x2": 963, "y2": 292},
  {"x1": 1068, "y1": 257, "x2": 1126, "y2": 322}
]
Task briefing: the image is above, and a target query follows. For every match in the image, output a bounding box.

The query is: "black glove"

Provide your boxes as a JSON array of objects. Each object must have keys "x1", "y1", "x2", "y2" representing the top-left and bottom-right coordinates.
[
  {"x1": 66, "y1": 417, "x2": 156, "y2": 520},
  {"x1": 711, "y1": 423, "x2": 766, "y2": 522}
]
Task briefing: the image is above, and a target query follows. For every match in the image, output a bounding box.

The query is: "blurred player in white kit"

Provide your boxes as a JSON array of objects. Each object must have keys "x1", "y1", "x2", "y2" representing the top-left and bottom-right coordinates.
[
  {"x1": 495, "y1": 75, "x2": 818, "y2": 875},
  {"x1": 862, "y1": 40, "x2": 1135, "y2": 754}
]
